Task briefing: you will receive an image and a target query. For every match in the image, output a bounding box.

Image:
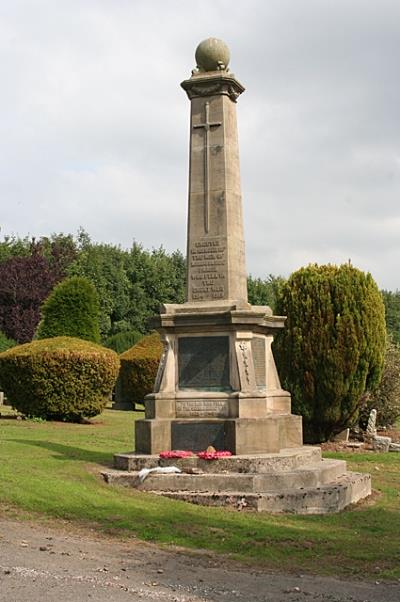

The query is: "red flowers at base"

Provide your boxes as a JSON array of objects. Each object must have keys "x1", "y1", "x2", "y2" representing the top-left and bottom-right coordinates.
[
  {"x1": 159, "y1": 450, "x2": 194, "y2": 459},
  {"x1": 159, "y1": 450, "x2": 232, "y2": 460},
  {"x1": 197, "y1": 450, "x2": 232, "y2": 460}
]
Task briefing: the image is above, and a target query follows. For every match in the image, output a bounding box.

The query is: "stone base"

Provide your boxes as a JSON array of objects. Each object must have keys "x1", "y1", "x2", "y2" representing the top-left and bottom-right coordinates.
[
  {"x1": 103, "y1": 447, "x2": 371, "y2": 514},
  {"x1": 134, "y1": 414, "x2": 302, "y2": 455}
]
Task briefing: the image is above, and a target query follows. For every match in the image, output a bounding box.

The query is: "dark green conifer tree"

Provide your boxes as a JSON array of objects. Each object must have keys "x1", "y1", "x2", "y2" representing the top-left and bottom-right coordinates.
[
  {"x1": 36, "y1": 276, "x2": 100, "y2": 343},
  {"x1": 273, "y1": 263, "x2": 386, "y2": 442}
]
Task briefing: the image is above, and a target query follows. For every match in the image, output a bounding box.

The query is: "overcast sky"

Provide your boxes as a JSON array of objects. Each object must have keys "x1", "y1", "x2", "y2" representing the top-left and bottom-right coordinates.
[{"x1": 1, "y1": 1, "x2": 399, "y2": 289}]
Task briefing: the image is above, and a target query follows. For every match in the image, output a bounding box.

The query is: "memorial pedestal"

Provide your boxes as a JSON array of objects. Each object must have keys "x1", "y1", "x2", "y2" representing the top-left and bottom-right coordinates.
[{"x1": 134, "y1": 301, "x2": 302, "y2": 454}]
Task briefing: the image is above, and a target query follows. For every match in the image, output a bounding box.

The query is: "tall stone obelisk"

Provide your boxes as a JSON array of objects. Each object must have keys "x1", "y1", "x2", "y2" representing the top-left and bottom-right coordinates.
[
  {"x1": 135, "y1": 39, "x2": 302, "y2": 455},
  {"x1": 181, "y1": 39, "x2": 247, "y2": 304}
]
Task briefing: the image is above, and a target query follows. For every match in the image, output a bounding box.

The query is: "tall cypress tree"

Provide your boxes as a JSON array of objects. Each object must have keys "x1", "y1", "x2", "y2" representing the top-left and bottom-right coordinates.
[
  {"x1": 273, "y1": 263, "x2": 386, "y2": 442},
  {"x1": 36, "y1": 276, "x2": 100, "y2": 343}
]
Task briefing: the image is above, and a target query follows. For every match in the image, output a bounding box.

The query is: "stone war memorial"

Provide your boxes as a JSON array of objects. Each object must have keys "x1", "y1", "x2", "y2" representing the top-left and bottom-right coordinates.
[{"x1": 104, "y1": 38, "x2": 371, "y2": 513}]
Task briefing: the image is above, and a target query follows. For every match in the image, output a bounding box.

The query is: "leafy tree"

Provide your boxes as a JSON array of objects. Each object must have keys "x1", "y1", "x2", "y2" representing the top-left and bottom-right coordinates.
[
  {"x1": 36, "y1": 276, "x2": 101, "y2": 343},
  {"x1": 381, "y1": 290, "x2": 400, "y2": 345},
  {"x1": 273, "y1": 263, "x2": 386, "y2": 442},
  {"x1": 126, "y1": 244, "x2": 186, "y2": 329},
  {"x1": 0, "y1": 235, "x2": 78, "y2": 343},
  {"x1": 0, "y1": 251, "x2": 58, "y2": 343},
  {"x1": 0, "y1": 331, "x2": 16, "y2": 353},
  {"x1": 247, "y1": 275, "x2": 285, "y2": 311},
  {"x1": 359, "y1": 337, "x2": 400, "y2": 429},
  {"x1": 68, "y1": 240, "x2": 132, "y2": 337}
]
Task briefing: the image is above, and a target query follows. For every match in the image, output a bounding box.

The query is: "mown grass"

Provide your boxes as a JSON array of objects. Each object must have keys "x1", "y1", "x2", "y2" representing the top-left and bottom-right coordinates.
[{"x1": 0, "y1": 407, "x2": 399, "y2": 579}]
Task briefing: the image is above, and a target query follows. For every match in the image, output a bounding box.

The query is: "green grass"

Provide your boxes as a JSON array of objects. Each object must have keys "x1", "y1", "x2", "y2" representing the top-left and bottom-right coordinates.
[{"x1": 0, "y1": 407, "x2": 399, "y2": 579}]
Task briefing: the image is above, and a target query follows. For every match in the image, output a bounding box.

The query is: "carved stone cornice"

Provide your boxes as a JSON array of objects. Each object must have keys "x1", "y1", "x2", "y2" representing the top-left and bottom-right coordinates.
[{"x1": 181, "y1": 73, "x2": 245, "y2": 103}]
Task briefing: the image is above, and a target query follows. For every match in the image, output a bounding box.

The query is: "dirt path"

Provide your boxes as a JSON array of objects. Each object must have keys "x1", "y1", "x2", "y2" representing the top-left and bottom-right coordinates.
[{"x1": 0, "y1": 517, "x2": 399, "y2": 602}]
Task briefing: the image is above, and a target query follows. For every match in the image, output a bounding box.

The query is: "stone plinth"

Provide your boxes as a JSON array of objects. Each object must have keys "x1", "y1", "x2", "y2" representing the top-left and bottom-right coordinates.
[
  {"x1": 134, "y1": 301, "x2": 301, "y2": 454},
  {"x1": 103, "y1": 447, "x2": 371, "y2": 514}
]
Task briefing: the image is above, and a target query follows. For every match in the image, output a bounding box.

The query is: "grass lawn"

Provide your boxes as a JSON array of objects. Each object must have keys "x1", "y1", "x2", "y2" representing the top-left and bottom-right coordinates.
[{"x1": 0, "y1": 407, "x2": 399, "y2": 580}]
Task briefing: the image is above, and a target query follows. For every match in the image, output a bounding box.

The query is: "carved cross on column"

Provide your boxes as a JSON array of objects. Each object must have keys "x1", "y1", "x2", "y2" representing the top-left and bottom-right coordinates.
[{"x1": 193, "y1": 101, "x2": 222, "y2": 233}]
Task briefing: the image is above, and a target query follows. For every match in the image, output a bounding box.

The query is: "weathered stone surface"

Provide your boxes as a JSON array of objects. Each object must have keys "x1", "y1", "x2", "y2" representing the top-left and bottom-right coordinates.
[
  {"x1": 102, "y1": 463, "x2": 371, "y2": 515},
  {"x1": 389, "y1": 442, "x2": 400, "y2": 452},
  {"x1": 372, "y1": 435, "x2": 392, "y2": 452},
  {"x1": 366, "y1": 408, "x2": 377, "y2": 438},
  {"x1": 114, "y1": 446, "x2": 322, "y2": 473}
]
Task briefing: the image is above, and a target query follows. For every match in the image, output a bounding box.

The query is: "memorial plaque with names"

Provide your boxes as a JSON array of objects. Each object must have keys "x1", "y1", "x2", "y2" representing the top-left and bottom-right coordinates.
[
  {"x1": 252, "y1": 336, "x2": 266, "y2": 388},
  {"x1": 176, "y1": 399, "x2": 230, "y2": 418},
  {"x1": 171, "y1": 421, "x2": 225, "y2": 452},
  {"x1": 178, "y1": 336, "x2": 230, "y2": 391}
]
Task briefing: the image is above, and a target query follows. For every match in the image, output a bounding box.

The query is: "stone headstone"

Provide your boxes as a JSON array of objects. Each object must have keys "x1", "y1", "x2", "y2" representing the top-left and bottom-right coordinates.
[{"x1": 372, "y1": 435, "x2": 391, "y2": 452}]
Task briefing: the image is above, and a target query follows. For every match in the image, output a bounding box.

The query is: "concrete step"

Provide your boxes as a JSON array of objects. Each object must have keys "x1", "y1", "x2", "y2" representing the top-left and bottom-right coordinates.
[
  {"x1": 153, "y1": 472, "x2": 371, "y2": 514},
  {"x1": 113, "y1": 446, "x2": 322, "y2": 474},
  {"x1": 101, "y1": 458, "x2": 347, "y2": 494}
]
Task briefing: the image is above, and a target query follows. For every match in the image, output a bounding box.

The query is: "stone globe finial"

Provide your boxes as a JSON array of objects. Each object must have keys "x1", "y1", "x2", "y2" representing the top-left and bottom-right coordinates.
[{"x1": 195, "y1": 38, "x2": 230, "y2": 72}]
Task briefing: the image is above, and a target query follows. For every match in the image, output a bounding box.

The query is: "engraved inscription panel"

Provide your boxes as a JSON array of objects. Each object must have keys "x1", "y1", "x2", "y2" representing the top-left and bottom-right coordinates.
[
  {"x1": 178, "y1": 336, "x2": 230, "y2": 391},
  {"x1": 176, "y1": 399, "x2": 230, "y2": 418},
  {"x1": 172, "y1": 421, "x2": 225, "y2": 452},
  {"x1": 252, "y1": 337, "x2": 266, "y2": 388},
  {"x1": 188, "y1": 237, "x2": 227, "y2": 301}
]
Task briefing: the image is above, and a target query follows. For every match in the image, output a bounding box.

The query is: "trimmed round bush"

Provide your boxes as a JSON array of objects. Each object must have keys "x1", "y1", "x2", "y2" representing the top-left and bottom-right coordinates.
[
  {"x1": 274, "y1": 263, "x2": 386, "y2": 442},
  {"x1": 36, "y1": 276, "x2": 100, "y2": 343},
  {"x1": 0, "y1": 337, "x2": 119, "y2": 421},
  {"x1": 104, "y1": 330, "x2": 143, "y2": 354},
  {"x1": 116, "y1": 332, "x2": 163, "y2": 407}
]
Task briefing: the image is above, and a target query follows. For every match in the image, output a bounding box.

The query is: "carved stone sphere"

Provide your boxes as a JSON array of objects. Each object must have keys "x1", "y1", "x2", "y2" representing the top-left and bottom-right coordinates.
[{"x1": 195, "y1": 38, "x2": 230, "y2": 72}]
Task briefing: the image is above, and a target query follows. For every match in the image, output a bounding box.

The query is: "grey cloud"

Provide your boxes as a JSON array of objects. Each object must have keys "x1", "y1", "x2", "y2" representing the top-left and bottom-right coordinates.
[{"x1": 1, "y1": 0, "x2": 399, "y2": 290}]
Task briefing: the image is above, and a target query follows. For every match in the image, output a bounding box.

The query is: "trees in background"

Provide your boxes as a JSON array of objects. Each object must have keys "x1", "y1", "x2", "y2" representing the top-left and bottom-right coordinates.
[
  {"x1": 381, "y1": 290, "x2": 400, "y2": 345},
  {"x1": 359, "y1": 336, "x2": 400, "y2": 429},
  {"x1": 247, "y1": 275, "x2": 285, "y2": 312},
  {"x1": 0, "y1": 235, "x2": 77, "y2": 343},
  {"x1": 0, "y1": 232, "x2": 185, "y2": 346},
  {"x1": 273, "y1": 264, "x2": 386, "y2": 442}
]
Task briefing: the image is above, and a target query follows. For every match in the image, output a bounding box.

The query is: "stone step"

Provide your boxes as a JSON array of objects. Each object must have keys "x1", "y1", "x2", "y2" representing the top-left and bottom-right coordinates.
[
  {"x1": 153, "y1": 472, "x2": 371, "y2": 514},
  {"x1": 113, "y1": 446, "x2": 322, "y2": 474},
  {"x1": 101, "y1": 458, "x2": 347, "y2": 494}
]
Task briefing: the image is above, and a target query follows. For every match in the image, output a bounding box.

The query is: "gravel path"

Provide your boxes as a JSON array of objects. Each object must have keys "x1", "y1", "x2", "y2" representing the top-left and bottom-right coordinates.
[{"x1": 0, "y1": 516, "x2": 399, "y2": 602}]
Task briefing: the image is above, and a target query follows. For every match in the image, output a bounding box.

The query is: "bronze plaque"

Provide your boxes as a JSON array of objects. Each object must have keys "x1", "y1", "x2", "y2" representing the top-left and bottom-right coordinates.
[
  {"x1": 252, "y1": 337, "x2": 266, "y2": 388},
  {"x1": 178, "y1": 336, "x2": 230, "y2": 391},
  {"x1": 171, "y1": 421, "x2": 225, "y2": 452}
]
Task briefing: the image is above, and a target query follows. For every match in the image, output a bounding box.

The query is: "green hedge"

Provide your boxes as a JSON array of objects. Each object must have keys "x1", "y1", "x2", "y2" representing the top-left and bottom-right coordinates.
[
  {"x1": 0, "y1": 337, "x2": 119, "y2": 421},
  {"x1": 104, "y1": 330, "x2": 143, "y2": 354},
  {"x1": 116, "y1": 332, "x2": 163, "y2": 406}
]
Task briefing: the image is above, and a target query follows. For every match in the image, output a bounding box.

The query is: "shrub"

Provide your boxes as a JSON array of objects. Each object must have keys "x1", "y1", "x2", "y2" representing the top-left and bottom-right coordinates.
[
  {"x1": 0, "y1": 331, "x2": 17, "y2": 353},
  {"x1": 36, "y1": 276, "x2": 100, "y2": 343},
  {"x1": 0, "y1": 337, "x2": 119, "y2": 421},
  {"x1": 104, "y1": 330, "x2": 143, "y2": 354},
  {"x1": 359, "y1": 337, "x2": 400, "y2": 429},
  {"x1": 116, "y1": 332, "x2": 162, "y2": 407},
  {"x1": 273, "y1": 263, "x2": 386, "y2": 442}
]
